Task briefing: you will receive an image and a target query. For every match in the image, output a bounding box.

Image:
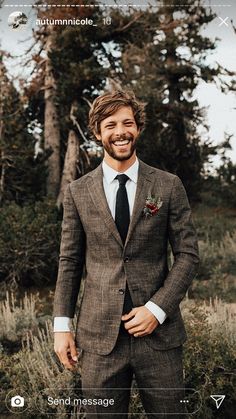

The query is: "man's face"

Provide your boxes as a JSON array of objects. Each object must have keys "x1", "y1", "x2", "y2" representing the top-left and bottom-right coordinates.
[{"x1": 95, "y1": 106, "x2": 140, "y2": 161}]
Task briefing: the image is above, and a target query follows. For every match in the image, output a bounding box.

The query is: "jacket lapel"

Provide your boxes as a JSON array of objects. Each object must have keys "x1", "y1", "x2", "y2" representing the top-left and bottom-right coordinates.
[
  {"x1": 124, "y1": 160, "x2": 156, "y2": 247},
  {"x1": 87, "y1": 163, "x2": 123, "y2": 248},
  {"x1": 87, "y1": 159, "x2": 157, "y2": 248}
]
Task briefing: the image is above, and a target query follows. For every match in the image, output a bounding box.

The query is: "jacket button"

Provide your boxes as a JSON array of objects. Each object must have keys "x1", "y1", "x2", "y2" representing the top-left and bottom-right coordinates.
[
  {"x1": 118, "y1": 289, "x2": 125, "y2": 294},
  {"x1": 124, "y1": 256, "x2": 130, "y2": 262}
]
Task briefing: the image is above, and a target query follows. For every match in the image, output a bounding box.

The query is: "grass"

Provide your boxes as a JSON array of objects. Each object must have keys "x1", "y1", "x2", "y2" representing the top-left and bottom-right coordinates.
[{"x1": 0, "y1": 292, "x2": 235, "y2": 418}]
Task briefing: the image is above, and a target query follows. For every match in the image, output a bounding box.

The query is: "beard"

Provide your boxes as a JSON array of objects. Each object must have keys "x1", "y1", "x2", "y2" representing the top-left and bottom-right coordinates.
[{"x1": 102, "y1": 133, "x2": 137, "y2": 161}]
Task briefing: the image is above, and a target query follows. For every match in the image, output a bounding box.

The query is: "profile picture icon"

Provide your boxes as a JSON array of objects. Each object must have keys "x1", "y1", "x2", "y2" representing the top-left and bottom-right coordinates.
[{"x1": 8, "y1": 11, "x2": 28, "y2": 30}]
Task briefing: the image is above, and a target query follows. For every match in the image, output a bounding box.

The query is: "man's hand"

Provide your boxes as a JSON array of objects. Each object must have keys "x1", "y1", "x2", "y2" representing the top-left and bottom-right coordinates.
[
  {"x1": 121, "y1": 306, "x2": 159, "y2": 337},
  {"x1": 54, "y1": 332, "x2": 79, "y2": 370}
]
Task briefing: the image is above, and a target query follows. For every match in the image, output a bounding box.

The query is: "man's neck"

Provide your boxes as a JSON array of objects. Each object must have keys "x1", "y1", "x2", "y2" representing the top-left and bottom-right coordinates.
[{"x1": 104, "y1": 153, "x2": 137, "y2": 173}]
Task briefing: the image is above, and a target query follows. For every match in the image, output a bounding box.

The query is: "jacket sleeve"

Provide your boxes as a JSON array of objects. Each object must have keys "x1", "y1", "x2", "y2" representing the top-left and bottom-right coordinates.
[
  {"x1": 150, "y1": 176, "x2": 199, "y2": 317},
  {"x1": 53, "y1": 183, "x2": 86, "y2": 318}
]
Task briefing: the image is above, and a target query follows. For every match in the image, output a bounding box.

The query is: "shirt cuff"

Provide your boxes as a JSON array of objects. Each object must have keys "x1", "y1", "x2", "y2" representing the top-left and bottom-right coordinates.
[
  {"x1": 53, "y1": 317, "x2": 73, "y2": 332},
  {"x1": 145, "y1": 301, "x2": 167, "y2": 324}
]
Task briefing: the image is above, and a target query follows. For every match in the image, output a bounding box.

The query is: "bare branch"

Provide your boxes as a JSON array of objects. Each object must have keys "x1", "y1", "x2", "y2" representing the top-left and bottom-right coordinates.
[
  {"x1": 114, "y1": 12, "x2": 144, "y2": 33},
  {"x1": 82, "y1": 96, "x2": 92, "y2": 108},
  {"x1": 70, "y1": 101, "x2": 88, "y2": 144}
]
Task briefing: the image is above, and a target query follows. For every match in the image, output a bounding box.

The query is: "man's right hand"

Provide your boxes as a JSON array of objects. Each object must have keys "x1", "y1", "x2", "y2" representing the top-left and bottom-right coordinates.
[{"x1": 54, "y1": 332, "x2": 78, "y2": 370}]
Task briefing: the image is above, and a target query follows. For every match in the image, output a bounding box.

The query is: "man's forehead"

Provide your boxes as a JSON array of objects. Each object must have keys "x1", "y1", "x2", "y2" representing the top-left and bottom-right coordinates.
[{"x1": 104, "y1": 106, "x2": 135, "y2": 122}]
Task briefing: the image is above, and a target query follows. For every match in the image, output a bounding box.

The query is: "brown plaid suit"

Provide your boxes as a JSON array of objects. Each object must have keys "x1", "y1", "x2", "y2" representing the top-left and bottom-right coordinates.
[{"x1": 53, "y1": 159, "x2": 199, "y2": 417}]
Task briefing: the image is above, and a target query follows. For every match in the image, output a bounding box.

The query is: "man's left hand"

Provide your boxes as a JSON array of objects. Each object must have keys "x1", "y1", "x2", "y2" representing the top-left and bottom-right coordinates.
[{"x1": 121, "y1": 306, "x2": 159, "y2": 337}]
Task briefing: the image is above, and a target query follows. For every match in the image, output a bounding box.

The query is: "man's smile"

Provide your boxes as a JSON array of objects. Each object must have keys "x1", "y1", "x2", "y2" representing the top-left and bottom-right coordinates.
[{"x1": 112, "y1": 139, "x2": 131, "y2": 146}]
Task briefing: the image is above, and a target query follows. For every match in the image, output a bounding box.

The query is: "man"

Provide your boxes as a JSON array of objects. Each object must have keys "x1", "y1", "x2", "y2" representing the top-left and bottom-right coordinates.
[{"x1": 53, "y1": 89, "x2": 199, "y2": 418}]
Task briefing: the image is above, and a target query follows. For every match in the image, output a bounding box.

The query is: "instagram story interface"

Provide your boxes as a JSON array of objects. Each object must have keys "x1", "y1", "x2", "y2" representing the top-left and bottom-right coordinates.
[{"x1": 0, "y1": 1, "x2": 235, "y2": 417}]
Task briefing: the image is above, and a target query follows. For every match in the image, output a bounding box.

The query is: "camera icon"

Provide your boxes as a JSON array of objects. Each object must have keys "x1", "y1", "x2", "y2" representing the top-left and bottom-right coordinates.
[{"x1": 11, "y1": 395, "x2": 24, "y2": 407}]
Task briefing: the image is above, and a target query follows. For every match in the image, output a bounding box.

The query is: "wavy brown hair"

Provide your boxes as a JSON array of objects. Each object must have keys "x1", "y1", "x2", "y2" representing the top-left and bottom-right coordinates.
[{"x1": 88, "y1": 89, "x2": 146, "y2": 138}]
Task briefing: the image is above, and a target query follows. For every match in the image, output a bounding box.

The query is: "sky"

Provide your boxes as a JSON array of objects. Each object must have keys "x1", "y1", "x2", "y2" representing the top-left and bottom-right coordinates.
[{"x1": 0, "y1": 0, "x2": 235, "y2": 167}]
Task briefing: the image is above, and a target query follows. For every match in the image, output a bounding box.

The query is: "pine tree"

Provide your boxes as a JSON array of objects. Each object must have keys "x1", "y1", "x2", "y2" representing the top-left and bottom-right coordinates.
[
  {"x1": 27, "y1": 0, "x2": 145, "y2": 204},
  {"x1": 0, "y1": 55, "x2": 46, "y2": 205},
  {"x1": 107, "y1": 0, "x2": 234, "y2": 199},
  {"x1": 25, "y1": 0, "x2": 235, "y2": 201}
]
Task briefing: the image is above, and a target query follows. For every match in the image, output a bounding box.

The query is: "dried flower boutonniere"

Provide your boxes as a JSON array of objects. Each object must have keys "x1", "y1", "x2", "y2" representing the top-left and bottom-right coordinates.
[{"x1": 143, "y1": 196, "x2": 163, "y2": 218}]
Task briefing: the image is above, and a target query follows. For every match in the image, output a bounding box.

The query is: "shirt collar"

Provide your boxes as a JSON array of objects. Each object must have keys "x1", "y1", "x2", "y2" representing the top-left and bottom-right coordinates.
[{"x1": 102, "y1": 157, "x2": 139, "y2": 185}]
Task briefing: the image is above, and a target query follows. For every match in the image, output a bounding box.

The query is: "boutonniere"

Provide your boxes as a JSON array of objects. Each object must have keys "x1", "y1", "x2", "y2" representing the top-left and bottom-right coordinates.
[{"x1": 143, "y1": 196, "x2": 163, "y2": 217}]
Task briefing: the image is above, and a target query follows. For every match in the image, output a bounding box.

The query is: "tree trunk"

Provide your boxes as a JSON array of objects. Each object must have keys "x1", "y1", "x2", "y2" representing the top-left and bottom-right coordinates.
[
  {"x1": 44, "y1": 26, "x2": 61, "y2": 198},
  {"x1": 0, "y1": 149, "x2": 5, "y2": 205},
  {"x1": 163, "y1": 2, "x2": 186, "y2": 176},
  {"x1": 56, "y1": 129, "x2": 80, "y2": 208},
  {"x1": 0, "y1": 63, "x2": 5, "y2": 205}
]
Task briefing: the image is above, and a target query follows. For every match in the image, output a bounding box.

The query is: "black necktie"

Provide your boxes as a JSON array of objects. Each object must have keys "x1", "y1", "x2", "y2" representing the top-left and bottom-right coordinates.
[
  {"x1": 115, "y1": 174, "x2": 133, "y2": 314},
  {"x1": 115, "y1": 174, "x2": 130, "y2": 244}
]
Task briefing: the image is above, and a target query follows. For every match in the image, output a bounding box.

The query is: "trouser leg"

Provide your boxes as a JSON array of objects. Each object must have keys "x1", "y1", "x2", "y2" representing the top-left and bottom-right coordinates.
[
  {"x1": 131, "y1": 337, "x2": 185, "y2": 419},
  {"x1": 80, "y1": 331, "x2": 133, "y2": 418}
]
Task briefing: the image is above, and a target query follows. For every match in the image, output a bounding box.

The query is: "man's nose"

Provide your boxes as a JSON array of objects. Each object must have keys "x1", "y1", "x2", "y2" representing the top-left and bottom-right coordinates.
[{"x1": 114, "y1": 124, "x2": 126, "y2": 137}]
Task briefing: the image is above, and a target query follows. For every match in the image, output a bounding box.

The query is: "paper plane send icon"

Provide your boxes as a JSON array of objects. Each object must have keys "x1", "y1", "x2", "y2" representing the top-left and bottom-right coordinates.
[{"x1": 210, "y1": 395, "x2": 225, "y2": 409}]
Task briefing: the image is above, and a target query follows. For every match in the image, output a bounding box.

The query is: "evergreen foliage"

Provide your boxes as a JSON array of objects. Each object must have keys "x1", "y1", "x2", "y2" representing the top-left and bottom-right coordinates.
[
  {"x1": 23, "y1": 1, "x2": 235, "y2": 201},
  {"x1": 108, "y1": 0, "x2": 234, "y2": 199},
  {"x1": 0, "y1": 198, "x2": 61, "y2": 286},
  {"x1": 0, "y1": 58, "x2": 47, "y2": 205}
]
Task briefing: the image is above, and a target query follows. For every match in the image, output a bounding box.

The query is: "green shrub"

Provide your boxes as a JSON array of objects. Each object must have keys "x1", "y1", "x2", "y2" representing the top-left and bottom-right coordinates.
[
  {"x1": 193, "y1": 205, "x2": 236, "y2": 244},
  {"x1": 0, "y1": 199, "x2": 61, "y2": 287},
  {"x1": 182, "y1": 299, "x2": 236, "y2": 419},
  {"x1": 189, "y1": 274, "x2": 236, "y2": 302},
  {"x1": 196, "y1": 230, "x2": 236, "y2": 280}
]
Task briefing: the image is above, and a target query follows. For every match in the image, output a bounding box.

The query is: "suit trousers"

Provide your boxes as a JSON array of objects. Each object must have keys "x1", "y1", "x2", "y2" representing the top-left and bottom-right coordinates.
[{"x1": 79, "y1": 324, "x2": 185, "y2": 418}]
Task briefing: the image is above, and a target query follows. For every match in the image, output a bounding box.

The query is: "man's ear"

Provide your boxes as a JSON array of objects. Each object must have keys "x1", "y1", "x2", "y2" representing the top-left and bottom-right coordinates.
[{"x1": 95, "y1": 133, "x2": 102, "y2": 141}]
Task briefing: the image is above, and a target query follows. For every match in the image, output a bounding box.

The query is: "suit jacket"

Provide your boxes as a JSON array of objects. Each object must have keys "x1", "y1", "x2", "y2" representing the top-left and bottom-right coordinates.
[{"x1": 53, "y1": 159, "x2": 199, "y2": 355}]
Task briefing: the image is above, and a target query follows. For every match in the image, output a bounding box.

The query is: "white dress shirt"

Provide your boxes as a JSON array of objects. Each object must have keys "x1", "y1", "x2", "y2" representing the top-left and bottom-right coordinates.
[{"x1": 54, "y1": 157, "x2": 166, "y2": 332}]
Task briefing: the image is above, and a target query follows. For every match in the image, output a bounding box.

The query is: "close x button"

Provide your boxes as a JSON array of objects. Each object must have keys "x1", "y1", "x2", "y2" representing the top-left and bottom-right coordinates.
[{"x1": 118, "y1": 289, "x2": 125, "y2": 294}]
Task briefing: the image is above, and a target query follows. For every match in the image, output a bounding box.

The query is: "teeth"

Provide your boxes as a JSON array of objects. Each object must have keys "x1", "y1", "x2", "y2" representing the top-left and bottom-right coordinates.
[{"x1": 113, "y1": 140, "x2": 130, "y2": 146}]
